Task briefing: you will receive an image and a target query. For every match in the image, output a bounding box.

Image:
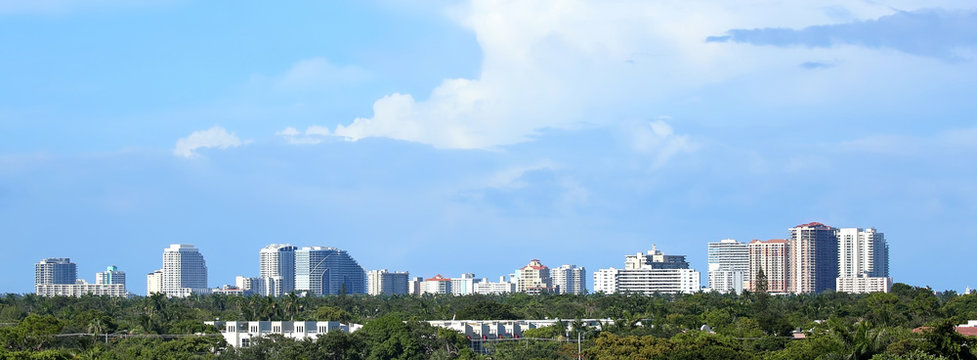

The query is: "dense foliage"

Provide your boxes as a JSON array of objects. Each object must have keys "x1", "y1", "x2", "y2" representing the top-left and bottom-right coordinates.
[{"x1": 1, "y1": 283, "x2": 975, "y2": 359}]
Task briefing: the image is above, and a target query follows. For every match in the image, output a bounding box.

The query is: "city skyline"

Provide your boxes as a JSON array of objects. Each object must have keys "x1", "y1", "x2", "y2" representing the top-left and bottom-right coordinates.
[{"x1": 3, "y1": 2, "x2": 976, "y2": 295}]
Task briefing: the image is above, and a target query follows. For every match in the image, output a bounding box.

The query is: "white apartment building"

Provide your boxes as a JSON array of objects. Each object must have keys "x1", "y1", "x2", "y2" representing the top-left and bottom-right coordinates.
[
  {"x1": 551, "y1": 265, "x2": 587, "y2": 295},
  {"x1": 162, "y1": 244, "x2": 209, "y2": 298},
  {"x1": 516, "y1": 259, "x2": 555, "y2": 294},
  {"x1": 259, "y1": 244, "x2": 296, "y2": 296},
  {"x1": 35, "y1": 258, "x2": 76, "y2": 285},
  {"x1": 206, "y1": 321, "x2": 360, "y2": 348},
  {"x1": 594, "y1": 246, "x2": 700, "y2": 294},
  {"x1": 147, "y1": 269, "x2": 164, "y2": 295},
  {"x1": 35, "y1": 281, "x2": 127, "y2": 297},
  {"x1": 707, "y1": 239, "x2": 748, "y2": 294},
  {"x1": 367, "y1": 269, "x2": 410, "y2": 295},
  {"x1": 473, "y1": 277, "x2": 516, "y2": 295},
  {"x1": 836, "y1": 276, "x2": 892, "y2": 293},
  {"x1": 422, "y1": 274, "x2": 452, "y2": 294},
  {"x1": 96, "y1": 265, "x2": 125, "y2": 286},
  {"x1": 424, "y1": 319, "x2": 612, "y2": 339},
  {"x1": 450, "y1": 273, "x2": 481, "y2": 295}
]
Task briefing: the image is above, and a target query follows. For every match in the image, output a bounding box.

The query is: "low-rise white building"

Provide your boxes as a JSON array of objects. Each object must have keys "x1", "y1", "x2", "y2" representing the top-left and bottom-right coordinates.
[
  {"x1": 422, "y1": 274, "x2": 453, "y2": 294},
  {"x1": 206, "y1": 321, "x2": 361, "y2": 348},
  {"x1": 35, "y1": 281, "x2": 127, "y2": 297},
  {"x1": 594, "y1": 246, "x2": 700, "y2": 294},
  {"x1": 836, "y1": 276, "x2": 892, "y2": 293},
  {"x1": 424, "y1": 319, "x2": 612, "y2": 339},
  {"x1": 473, "y1": 277, "x2": 516, "y2": 295}
]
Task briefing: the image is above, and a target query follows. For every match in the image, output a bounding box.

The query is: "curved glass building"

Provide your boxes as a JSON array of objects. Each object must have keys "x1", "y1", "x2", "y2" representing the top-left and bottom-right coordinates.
[{"x1": 295, "y1": 246, "x2": 366, "y2": 295}]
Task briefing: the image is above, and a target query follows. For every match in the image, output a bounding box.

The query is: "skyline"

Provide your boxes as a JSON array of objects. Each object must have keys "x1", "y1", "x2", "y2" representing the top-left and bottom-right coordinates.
[{"x1": 3, "y1": 1, "x2": 977, "y2": 294}]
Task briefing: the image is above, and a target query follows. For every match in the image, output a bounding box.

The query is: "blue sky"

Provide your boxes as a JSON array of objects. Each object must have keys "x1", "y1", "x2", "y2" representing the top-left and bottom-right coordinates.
[{"x1": 2, "y1": 0, "x2": 976, "y2": 295}]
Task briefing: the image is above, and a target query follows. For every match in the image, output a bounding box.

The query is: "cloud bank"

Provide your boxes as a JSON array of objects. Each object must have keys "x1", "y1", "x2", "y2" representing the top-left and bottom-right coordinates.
[{"x1": 173, "y1": 126, "x2": 245, "y2": 158}]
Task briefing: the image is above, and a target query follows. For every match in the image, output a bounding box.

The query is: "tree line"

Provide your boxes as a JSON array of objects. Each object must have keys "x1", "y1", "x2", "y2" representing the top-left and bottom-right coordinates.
[{"x1": 1, "y1": 283, "x2": 976, "y2": 359}]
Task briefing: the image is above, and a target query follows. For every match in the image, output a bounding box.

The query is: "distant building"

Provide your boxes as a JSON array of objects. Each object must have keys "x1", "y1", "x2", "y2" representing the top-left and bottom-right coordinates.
[
  {"x1": 206, "y1": 320, "x2": 360, "y2": 348},
  {"x1": 367, "y1": 269, "x2": 409, "y2": 296},
  {"x1": 96, "y1": 265, "x2": 126, "y2": 286},
  {"x1": 211, "y1": 285, "x2": 245, "y2": 296},
  {"x1": 147, "y1": 269, "x2": 164, "y2": 295},
  {"x1": 295, "y1": 247, "x2": 366, "y2": 295},
  {"x1": 259, "y1": 244, "x2": 297, "y2": 296},
  {"x1": 35, "y1": 281, "x2": 126, "y2": 297},
  {"x1": 836, "y1": 227, "x2": 891, "y2": 294},
  {"x1": 473, "y1": 276, "x2": 516, "y2": 295},
  {"x1": 707, "y1": 239, "x2": 748, "y2": 294},
  {"x1": 551, "y1": 265, "x2": 586, "y2": 295},
  {"x1": 450, "y1": 273, "x2": 481, "y2": 296},
  {"x1": 422, "y1": 274, "x2": 452, "y2": 294},
  {"x1": 408, "y1": 277, "x2": 424, "y2": 295},
  {"x1": 789, "y1": 222, "x2": 838, "y2": 293},
  {"x1": 748, "y1": 239, "x2": 790, "y2": 293},
  {"x1": 162, "y1": 244, "x2": 209, "y2": 298},
  {"x1": 35, "y1": 258, "x2": 76, "y2": 286},
  {"x1": 516, "y1": 259, "x2": 555, "y2": 294},
  {"x1": 594, "y1": 246, "x2": 700, "y2": 294}
]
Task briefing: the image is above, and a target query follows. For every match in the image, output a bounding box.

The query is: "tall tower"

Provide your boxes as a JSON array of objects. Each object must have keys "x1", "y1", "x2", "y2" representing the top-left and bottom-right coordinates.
[
  {"x1": 259, "y1": 244, "x2": 297, "y2": 296},
  {"x1": 551, "y1": 265, "x2": 587, "y2": 294},
  {"x1": 96, "y1": 265, "x2": 126, "y2": 286},
  {"x1": 837, "y1": 228, "x2": 888, "y2": 277},
  {"x1": 162, "y1": 244, "x2": 208, "y2": 298},
  {"x1": 789, "y1": 222, "x2": 838, "y2": 293},
  {"x1": 295, "y1": 246, "x2": 366, "y2": 295},
  {"x1": 516, "y1": 259, "x2": 553, "y2": 294},
  {"x1": 35, "y1": 258, "x2": 77, "y2": 285},
  {"x1": 707, "y1": 239, "x2": 748, "y2": 294},
  {"x1": 748, "y1": 239, "x2": 790, "y2": 293}
]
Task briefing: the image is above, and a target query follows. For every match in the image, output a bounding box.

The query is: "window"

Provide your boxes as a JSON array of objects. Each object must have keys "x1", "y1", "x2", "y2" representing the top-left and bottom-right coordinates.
[{"x1": 241, "y1": 338, "x2": 250, "y2": 348}]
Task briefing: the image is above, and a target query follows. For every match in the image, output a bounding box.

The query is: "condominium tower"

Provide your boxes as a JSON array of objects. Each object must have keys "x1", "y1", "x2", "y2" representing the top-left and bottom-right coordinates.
[
  {"x1": 748, "y1": 239, "x2": 790, "y2": 293},
  {"x1": 35, "y1": 258, "x2": 77, "y2": 286},
  {"x1": 96, "y1": 265, "x2": 126, "y2": 286},
  {"x1": 836, "y1": 228, "x2": 891, "y2": 293},
  {"x1": 789, "y1": 222, "x2": 839, "y2": 293},
  {"x1": 259, "y1": 244, "x2": 297, "y2": 296},
  {"x1": 162, "y1": 244, "x2": 209, "y2": 298},
  {"x1": 551, "y1": 265, "x2": 587, "y2": 295},
  {"x1": 367, "y1": 269, "x2": 410, "y2": 296},
  {"x1": 295, "y1": 246, "x2": 366, "y2": 295},
  {"x1": 515, "y1": 259, "x2": 554, "y2": 294},
  {"x1": 707, "y1": 239, "x2": 748, "y2": 294},
  {"x1": 594, "y1": 246, "x2": 700, "y2": 294}
]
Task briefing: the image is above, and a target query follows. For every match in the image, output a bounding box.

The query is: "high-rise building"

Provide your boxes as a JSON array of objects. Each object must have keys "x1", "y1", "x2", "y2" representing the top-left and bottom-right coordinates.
[
  {"x1": 707, "y1": 239, "x2": 748, "y2": 294},
  {"x1": 516, "y1": 259, "x2": 554, "y2": 294},
  {"x1": 162, "y1": 244, "x2": 209, "y2": 298},
  {"x1": 836, "y1": 227, "x2": 891, "y2": 293},
  {"x1": 96, "y1": 265, "x2": 126, "y2": 286},
  {"x1": 450, "y1": 273, "x2": 480, "y2": 296},
  {"x1": 748, "y1": 239, "x2": 790, "y2": 293},
  {"x1": 147, "y1": 269, "x2": 164, "y2": 295},
  {"x1": 551, "y1": 265, "x2": 586, "y2": 295},
  {"x1": 422, "y1": 274, "x2": 452, "y2": 294},
  {"x1": 35, "y1": 258, "x2": 77, "y2": 286},
  {"x1": 789, "y1": 222, "x2": 838, "y2": 293},
  {"x1": 593, "y1": 246, "x2": 700, "y2": 294},
  {"x1": 408, "y1": 277, "x2": 424, "y2": 295},
  {"x1": 259, "y1": 244, "x2": 297, "y2": 296},
  {"x1": 367, "y1": 269, "x2": 410, "y2": 296},
  {"x1": 295, "y1": 247, "x2": 366, "y2": 295}
]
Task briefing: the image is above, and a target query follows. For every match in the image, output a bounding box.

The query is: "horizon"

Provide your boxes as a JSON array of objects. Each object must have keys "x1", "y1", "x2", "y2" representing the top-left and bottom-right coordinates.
[{"x1": 3, "y1": 1, "x2": 977, "y2": 295}]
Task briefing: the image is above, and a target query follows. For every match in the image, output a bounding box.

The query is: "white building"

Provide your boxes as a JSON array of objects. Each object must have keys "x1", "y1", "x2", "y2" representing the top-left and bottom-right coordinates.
[
  {"x1": 516, "y1": 259, "x2": 555, "y2": 294},
  {"x1": 593, "y1": 246, "x2": 700, "y2": 294},
  {"x1": 551, "y1": 265, "x2": 587, "y2": 295},
  {"x1": 96, "y1": 265, "x2": 126, "y2": 286},
  {"x1": 206, "y1": 320, "x2": 360, "y2": 348},
  {"x1": 35, "y1": 258, "x2": 76, "y2": 286},
  {"x1": 259, "y1": 244, "x2": 297, "y2": 296},
  {"x1": 424, "y1": 319, "x2": 612, "y2": 339},
  {"x1": 147, "y1": 269, "x2": 164, "y2": 295},
  {"x1": 836, "y1": 276, "x2": 892, "y2": 293},
  {"x1": 836, "y1": 228, "x2": 891, "y2": 294},
  {"x1": 450, "y1": 273, "x2": 481, "y2": 296},
  {"x1": 36, "y1": 281, "x2": 127, "y2": 297},
  {"x1": 422, "y1": 274, "x2": 452, "y2": 294},
  {"x1": 408, "y1": 277, "x2": 424, "y2": 295},
  {"x1": 367, "y1": 269, "x2": 409, "y2": 295},
  {"x1": 707, "y1": 239, "x2": 748, "y2": 294},
  {"x1": 473, "y1": 277, "x2": 516, "y2": 295},
  {"x1": 162, "y1": 244, "x2": 209, "y2": 298}
]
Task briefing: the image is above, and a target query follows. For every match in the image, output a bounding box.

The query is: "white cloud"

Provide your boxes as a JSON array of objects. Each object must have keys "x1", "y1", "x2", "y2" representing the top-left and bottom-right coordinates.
[
  {"x1": 173, "y1": 126, "x2": 245, "y2": 158},
  {"x1": 628, "y1": 119, "x2": 696, "y2": 168},
  {"x1": 275, "y1": 126, "x2": 333, "y2": 145},
  {"x1": 330, "y1": 0, "x2": 964, "y2": 150}
]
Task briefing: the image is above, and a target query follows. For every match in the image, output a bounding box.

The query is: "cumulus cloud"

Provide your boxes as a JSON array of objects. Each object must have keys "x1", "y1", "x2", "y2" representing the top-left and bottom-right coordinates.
[
  {"x1": 275, "y1": 126, "x2": 333, "y2": 145},
  {"x1": 173, "y1": 126, "x2": 245, "y2": 158},
  {"x1": 331, "y1": 0, "x2": 960, "y2": 150}
]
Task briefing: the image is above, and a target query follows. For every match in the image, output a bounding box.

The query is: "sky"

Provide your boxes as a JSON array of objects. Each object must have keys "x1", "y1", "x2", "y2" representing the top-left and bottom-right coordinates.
[{"x1": 2, "y1": 0, "x2": 976, "y2": 295}]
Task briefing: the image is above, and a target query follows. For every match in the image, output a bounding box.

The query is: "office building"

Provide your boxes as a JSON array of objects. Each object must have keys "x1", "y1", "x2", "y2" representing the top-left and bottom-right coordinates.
[
  {"x1": 748, "y1": 239, "x2": 790, "y2": 293},
  {"x1": 593, "y1": 246, "x2": 700, "y2": 294},
  {"x1": 295, "y1": 247, "x2": 366, "y2": 295},
  {"x1": 789, "y1": 222, "x2": 838, "y2": 293},
  {"x1": 162, "y1": 244, "x2": 209, "y2": 298},
  {"x1": 707, "y1": 239, "x2": 748, "y2": 294},
  {"x1": 836, "y1": 227, "x2": 892, "y2": 293},
  {"x1": 259, "y1": 244, "x2": 297, "y2": 296},
  {"x1": 147, "y1": 269, "x2": 164, "y2": 295},
  {"x1": 551, "y1": 265, "x2": 586, "y2": 295},
  {"x1": 473, "y1": 277, "x2": 516, "y2": 295},
  {"x1": 516, "y1": 259, "x2": 554, "y2": 294},
  {"x1": 367, "y1": 269, "x2": 409, "y2": 296},
  {"x1": 96, "y1": 265, "x2": 126, "y2": 286},
  {"x1": 35, "y1": 258, "x2": 77, "y2": 286},
  {"x1": 422, "y1": 274, "x2": 452, "y2": 294}
]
